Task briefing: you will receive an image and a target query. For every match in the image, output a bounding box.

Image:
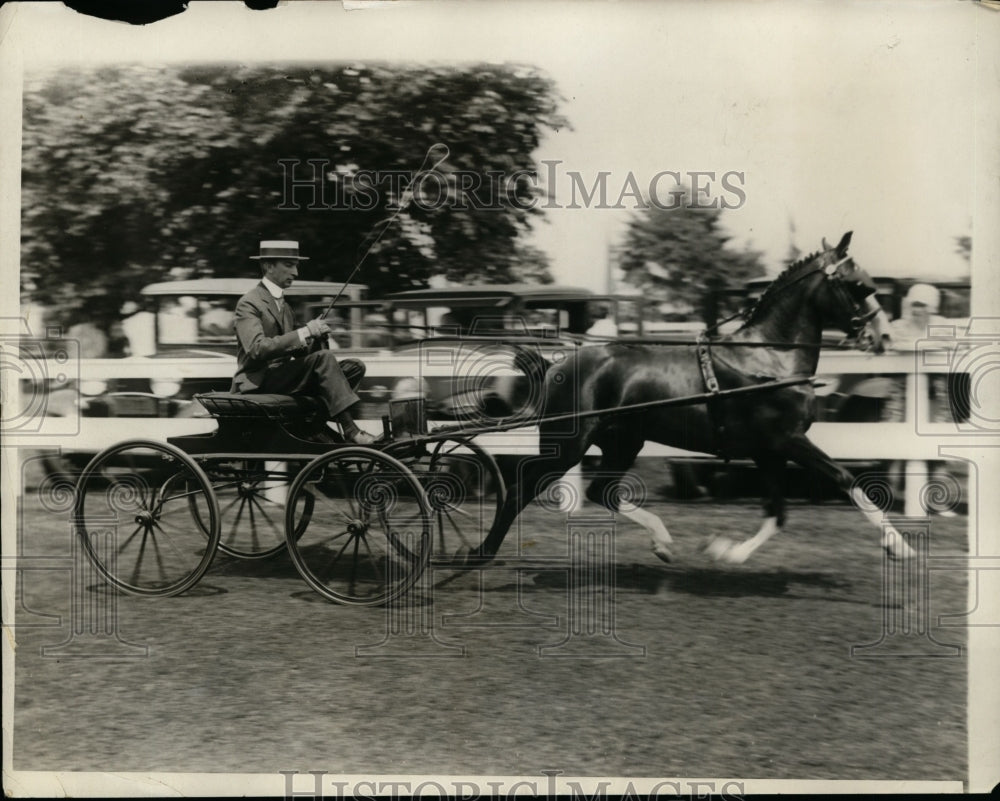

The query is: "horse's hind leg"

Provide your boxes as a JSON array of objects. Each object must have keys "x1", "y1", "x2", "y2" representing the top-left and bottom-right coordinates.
[
  {"x1": 458, "y1": 436, "x2": 587, "y2": 566},
  {"x1": 586, "y1": 433, "x2": 673, "y2": 563},
  {"x1": 783, "y1": 434, "x2": 914, "y2": 560}
]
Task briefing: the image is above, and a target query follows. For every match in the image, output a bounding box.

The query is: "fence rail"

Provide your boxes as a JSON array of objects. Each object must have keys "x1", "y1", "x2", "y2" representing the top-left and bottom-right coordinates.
[{"x1": 10, "y1": 347, "x2": 970, "y2": 516}]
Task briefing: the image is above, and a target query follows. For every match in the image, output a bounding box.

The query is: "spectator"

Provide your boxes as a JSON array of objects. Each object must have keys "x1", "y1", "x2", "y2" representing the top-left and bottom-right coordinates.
[
  {"x1": 66, "y1": 322, "x2": 108, "y2": 358},
  {"x1": 884, "y1": 283, "x2": 956, "y2": 516},
  {"x1": 586, "y1": 303, "x2": 618, "y2": 338},
  {"x1": 120, "y1": 300, "x2": 156, "y2": 356},
  {"x1": 361, "y1": 310, "x2": 392, "y2": 348},
  {"x1": 437, "y1": 311, "x2": 462, "y2": 336},
  {"x1": 106, "y1": 320, "x2": 131, "y2": 358},
  {"x1": 888, "y1": 283, "x2": 944, "y2": 349}
]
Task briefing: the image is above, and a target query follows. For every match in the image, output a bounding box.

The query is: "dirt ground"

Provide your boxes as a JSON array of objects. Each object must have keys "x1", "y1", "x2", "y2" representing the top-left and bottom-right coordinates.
[{"x1": 10, "y1": 483, "x2": 968, "y2": 782}]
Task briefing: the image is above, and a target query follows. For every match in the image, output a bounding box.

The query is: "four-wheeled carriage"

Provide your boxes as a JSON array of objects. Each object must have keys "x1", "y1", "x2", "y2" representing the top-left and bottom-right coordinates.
[
  {"x1": 73, "y1": 234, "x2": 913, "y2": 602},
  {"x1": 72, "y1": 389, "x2": 506, "y2": 605}
]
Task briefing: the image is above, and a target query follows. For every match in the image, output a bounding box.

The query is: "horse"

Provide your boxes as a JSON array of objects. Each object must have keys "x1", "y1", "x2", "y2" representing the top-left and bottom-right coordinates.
[{"x1": 454, "y1": 231, "x2": 916, "y2": 568}]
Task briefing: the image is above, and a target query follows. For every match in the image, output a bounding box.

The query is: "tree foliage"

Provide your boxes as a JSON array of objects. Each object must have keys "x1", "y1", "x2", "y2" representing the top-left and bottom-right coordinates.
[
  {"x1": 20, "y1": 63, "x2": 565, "y2": 328},
  {"x1": 954, "y1": 235, "x2": 971, "y2": 264},
  {"x1": 618, "y1": 193, "x2": 766, "y2": 323}
]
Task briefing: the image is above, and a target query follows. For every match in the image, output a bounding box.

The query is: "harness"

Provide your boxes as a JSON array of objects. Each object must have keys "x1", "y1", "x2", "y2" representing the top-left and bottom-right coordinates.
[
  {"x1": 695, "y1": 333, "x2": 729, "y2": 460},
  {"x1": 693, "y1": 254, "x2": 877, "y2": 459}
]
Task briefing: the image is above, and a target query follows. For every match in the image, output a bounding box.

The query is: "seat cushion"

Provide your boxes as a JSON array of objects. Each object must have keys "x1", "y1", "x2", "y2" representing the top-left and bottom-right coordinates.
[{"x1": 194, "y1": 392, "x2": 327, "y2": 420}]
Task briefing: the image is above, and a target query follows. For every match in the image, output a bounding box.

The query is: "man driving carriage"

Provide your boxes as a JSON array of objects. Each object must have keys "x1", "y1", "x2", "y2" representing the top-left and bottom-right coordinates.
[{"x1": 231, "y1": 240, "x2": 376, "y2": 444}]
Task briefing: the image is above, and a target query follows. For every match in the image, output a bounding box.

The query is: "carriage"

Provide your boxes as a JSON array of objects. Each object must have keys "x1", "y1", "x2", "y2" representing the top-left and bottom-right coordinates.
[
  {"x1": 72, "y1": 233, "x2": 922, "y2": 606},
  {"x1": 71, "y1": 392, "x2": 506, "y2": 606}
]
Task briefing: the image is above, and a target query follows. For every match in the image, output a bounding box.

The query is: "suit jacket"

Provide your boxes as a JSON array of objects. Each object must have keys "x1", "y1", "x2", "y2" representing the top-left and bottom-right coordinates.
[{"x1": 231, "y1": 283, "x2": 314, "y2": 392}]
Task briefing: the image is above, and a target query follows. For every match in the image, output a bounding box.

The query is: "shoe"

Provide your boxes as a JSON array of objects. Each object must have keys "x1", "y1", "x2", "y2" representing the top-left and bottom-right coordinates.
[{"x1": 345, "y1": 429, "x2": 377, "y2": 446}]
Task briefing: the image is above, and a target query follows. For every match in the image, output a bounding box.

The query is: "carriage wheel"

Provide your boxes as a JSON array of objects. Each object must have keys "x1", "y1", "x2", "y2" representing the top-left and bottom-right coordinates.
[
  {"x1": 385, "y1": 437, "x2": 506, "y2": 557},
  {"x1": 192, "y1": 459, "x2": 315, "y2": 559},
  {"x1": 74, "y1": 439, "x2": 220, "y2": 597},
  {"x1": 285, "y1": 447, "x2": 432, "y2": 606}
]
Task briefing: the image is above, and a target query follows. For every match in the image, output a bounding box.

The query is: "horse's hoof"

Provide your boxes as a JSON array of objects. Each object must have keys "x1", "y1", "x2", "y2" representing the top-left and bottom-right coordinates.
[
  {"x1": 651, "y1": 545, "x2": 673, "y2": 564},
  {"x1": 722, "y1": 544, "x2": 751, "y2": 565},
  {"x1": 703, "y1": 535, "x2": 736, "y2": 562}
]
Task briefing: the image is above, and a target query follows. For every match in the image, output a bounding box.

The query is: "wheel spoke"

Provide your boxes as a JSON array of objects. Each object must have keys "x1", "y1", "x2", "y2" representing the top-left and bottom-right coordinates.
[
  {"x1": 249, "y1": 491, "x2": 290, "y2": 509},
  {"x1": 438, "y1": 500, "x2": 475, "y2": 520},
  {"x1": 227, "y1": 494, "x2": 247, "y2": 542},
  {"x1": 321, "y1": 531, "x2": 357, "y2": 578},
  {"x1": 130, "y1": 528, "x2": 151, "y2": 586},
  {"x1": 151, "y1": 518, "x2": 198, "y2": 563},
  {"x1": 359, "y1": 535, "x2": 385, "y2": 585},
  {"x1": 309, "y1": 488, "x2": 357, "y2": 525},
  {"x1": 247, "y1": 494, "x2": 282, "y2": 534},
  {"x1": 217, "y1": 494, "x2": 243, "y2": 518},
  {"x1": 147, "y1": 526, "x2": 170, "y2": 583},
  {"x1": 316, "y1": 467, "x2": 359, "y2": 519},
  {"x1": 445, "y1": 510, "x2": 474, "y2": 548},
  {"x1": 349, "y1": 533, "x2": 361, "y2": 596},
  {"x1": 117, "y1": 524, "x2": 145, "y2": 555},
  {"x1": 219, "y1": 497, "x2": 250, "y2": 547}
]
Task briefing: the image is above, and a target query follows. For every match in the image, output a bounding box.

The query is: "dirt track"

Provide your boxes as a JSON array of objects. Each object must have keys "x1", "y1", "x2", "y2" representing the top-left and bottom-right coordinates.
[{"x1": 12, "y1": 491, "x2": 966, "y2": 781}]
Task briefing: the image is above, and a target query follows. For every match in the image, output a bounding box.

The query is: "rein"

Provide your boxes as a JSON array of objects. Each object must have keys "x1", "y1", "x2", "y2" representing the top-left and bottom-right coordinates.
[
  {"x1": 702, "y1": 255, "x2": 865, "y2": 340},
  {"x1": 691, "y1": 254, "x2": 869, "y2": 457}
]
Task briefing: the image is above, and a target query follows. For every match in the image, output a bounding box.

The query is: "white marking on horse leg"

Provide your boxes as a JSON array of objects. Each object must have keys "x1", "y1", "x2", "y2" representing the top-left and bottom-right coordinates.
[
  {"x1": 619, "y1": 501, "x2": 673, "y2": 563},
  {"x1": 850, "y1": 486, "x2": 915, "y2": 559},
  {"x1": 723, "y1": 516, "x2": 779, "y2": 565}
]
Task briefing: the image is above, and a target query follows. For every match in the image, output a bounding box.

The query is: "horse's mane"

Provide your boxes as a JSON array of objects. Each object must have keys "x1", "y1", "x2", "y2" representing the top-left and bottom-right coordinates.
[{"x1": 741, "y1": 250, "x2": 825, "y2": 325}]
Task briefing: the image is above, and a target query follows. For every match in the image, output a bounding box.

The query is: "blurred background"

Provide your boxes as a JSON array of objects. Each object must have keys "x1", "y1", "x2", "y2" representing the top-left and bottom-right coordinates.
[{"x1": 16, "y1": 2, "x2": 978, "y2": 350}]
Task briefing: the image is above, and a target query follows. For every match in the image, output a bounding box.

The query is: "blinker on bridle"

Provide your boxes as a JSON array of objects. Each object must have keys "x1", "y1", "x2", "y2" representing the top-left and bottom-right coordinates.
[{"x1": 822, "y1": 255, "x2": 880, "y2": 331}]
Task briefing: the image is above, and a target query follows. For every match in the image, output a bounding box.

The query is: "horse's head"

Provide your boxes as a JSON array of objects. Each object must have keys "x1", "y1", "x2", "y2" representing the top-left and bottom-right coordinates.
[{"x1": 813, "y1": 232, "x2": 887, "y2": 353}]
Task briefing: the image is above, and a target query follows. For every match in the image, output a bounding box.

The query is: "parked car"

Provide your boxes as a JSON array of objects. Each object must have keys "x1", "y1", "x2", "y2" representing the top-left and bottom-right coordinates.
[{"x1": 377, "y1": 284, "x2": 618, "y2": 420}]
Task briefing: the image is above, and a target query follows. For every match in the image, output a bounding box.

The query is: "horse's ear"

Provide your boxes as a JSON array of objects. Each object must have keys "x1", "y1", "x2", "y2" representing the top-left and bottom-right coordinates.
[
  {"x1": 822, "y1": 237, "x2": 830, "y2": 250},
  {"x1": 836, "y1": 231, "x2": 853, "y2": 257}
]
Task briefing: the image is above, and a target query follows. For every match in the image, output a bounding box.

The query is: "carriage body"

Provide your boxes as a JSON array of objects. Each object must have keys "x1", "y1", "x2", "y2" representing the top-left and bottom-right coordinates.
[{"x1": 72, "y1": 388, "x2": 506, "y2": 606}]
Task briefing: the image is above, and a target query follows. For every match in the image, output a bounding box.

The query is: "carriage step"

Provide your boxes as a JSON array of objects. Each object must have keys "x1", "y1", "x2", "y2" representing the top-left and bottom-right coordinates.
[{"x1": 193, "y1": 392, "x2": 327, "y2": 421}]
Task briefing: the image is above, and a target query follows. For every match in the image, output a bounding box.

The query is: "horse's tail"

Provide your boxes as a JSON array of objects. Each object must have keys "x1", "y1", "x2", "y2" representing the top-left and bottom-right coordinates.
[
  {"x1": 514, "y1": 344, "x2": 553, "y2": 420},
  {"x1": 512, "y1": 344, "x2": 550, "y2": 388},
  {"x1": 476, "y1": 343, "x2": 552, "y2": 422}
]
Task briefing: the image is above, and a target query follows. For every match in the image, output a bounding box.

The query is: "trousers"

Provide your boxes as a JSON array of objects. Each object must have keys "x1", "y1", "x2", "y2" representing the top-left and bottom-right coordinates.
[{"x1": 241, "y1": 351, "x2": 365, "y2": 418}]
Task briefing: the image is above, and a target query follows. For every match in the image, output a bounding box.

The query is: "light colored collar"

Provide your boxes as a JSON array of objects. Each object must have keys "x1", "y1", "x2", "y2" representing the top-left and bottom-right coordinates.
[{"x1": 261, "y1": 276, "x2": 283, "y2": 300}]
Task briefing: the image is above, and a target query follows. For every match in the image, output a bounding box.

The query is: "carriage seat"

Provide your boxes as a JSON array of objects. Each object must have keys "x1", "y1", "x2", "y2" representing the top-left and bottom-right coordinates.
[{"x1": 194, "y1": 392, "x2": 327, "y2": 422}]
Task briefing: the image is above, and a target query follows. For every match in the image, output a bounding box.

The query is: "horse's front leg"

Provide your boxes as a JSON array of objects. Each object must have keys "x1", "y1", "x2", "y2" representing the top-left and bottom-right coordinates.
[
  {"x1": 783, "y1": 434, "x2": 914, "y2": 560},
  {"x1": 707, "y1": 451, "x2": 785, "y2": 564}
]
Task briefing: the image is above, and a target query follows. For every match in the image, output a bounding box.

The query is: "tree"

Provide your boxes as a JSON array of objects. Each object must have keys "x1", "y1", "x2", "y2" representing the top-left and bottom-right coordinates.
[
  {"x1": 954, "y1": 235, "x2": 971, "y2": 264},
  {"x1": 617, "y1": 190, "x2": 765, "y2": 324},
  {"x1": 783, "y1": 216, "x2": 802, "y2": 267},
  {"x1": 20, "y1": 63, "x2": 566, "y2": 330}
]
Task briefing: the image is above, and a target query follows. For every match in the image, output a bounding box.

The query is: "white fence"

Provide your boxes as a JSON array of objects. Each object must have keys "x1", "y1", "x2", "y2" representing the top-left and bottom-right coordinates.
[{"x1": 8, "y1": 346, "x2": 968, "y2": 515}]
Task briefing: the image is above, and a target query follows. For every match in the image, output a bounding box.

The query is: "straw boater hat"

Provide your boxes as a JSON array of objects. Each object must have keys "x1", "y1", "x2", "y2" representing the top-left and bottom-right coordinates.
[{"x1": 250, "y1": 240, "x2": 310, "y2": 261}]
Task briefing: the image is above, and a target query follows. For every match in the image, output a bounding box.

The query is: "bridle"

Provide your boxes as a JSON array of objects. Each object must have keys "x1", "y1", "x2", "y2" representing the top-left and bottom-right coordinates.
[
  {"x1": 821, "y1": 255, "x2": 881, "y2": 335},
  {"x1": 699, "y1": 249, "x2": 881, "y2": 345}
]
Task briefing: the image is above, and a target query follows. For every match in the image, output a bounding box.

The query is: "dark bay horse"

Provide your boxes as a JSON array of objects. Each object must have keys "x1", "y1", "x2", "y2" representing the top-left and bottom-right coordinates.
[{"x1": 456, "y1": 231, "x2": 915, "y2": 567}]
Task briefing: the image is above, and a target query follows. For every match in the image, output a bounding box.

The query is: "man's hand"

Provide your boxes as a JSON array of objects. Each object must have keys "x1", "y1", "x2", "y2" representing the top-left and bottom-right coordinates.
[{"x1": 305, "y1": 317, "x2": 332, "y2": 338}]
